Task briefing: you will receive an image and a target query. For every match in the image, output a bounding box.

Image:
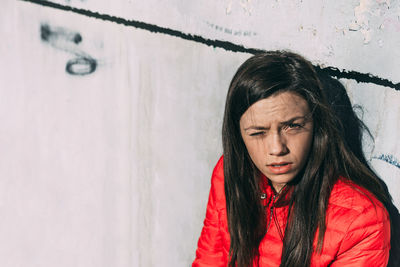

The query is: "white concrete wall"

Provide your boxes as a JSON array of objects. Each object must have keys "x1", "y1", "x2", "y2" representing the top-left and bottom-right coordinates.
[{"x1": 0, "y1": 0, "x2": 399, "y2": 266}]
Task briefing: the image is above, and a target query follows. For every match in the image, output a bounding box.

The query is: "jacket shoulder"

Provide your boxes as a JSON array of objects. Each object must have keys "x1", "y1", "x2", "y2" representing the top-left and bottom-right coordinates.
[
  {"x1": 327, "y1": 178, "x2": 389, "y2": 233},
  {"x1": 323, "y1": 178, "x2": 391, "y2": 266},
  {"x1": 329, "y1": 178, "x2": 387, "y2": 214},
  {"x1": 328, "y1": 178, "x2": 390, "y2": 246}
]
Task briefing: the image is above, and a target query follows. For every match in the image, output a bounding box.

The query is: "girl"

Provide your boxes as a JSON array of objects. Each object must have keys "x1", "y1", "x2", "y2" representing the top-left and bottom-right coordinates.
[{"x1": 193, "y1": 51, "x2": 399, "y2": 267}]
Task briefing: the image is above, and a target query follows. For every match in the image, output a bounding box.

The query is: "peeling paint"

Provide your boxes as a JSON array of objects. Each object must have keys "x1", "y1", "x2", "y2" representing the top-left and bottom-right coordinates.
[
  {"x1": 226, "y1": 0, "x2": 232, "y2": 14},
  {"x1": 349, "y1": 22, "x2": 361, "y2": 31},
  {"x1": 354, "y1": 0, "x2": 372, "y2": 26},
  {"x1": 335, "y1": 26, "x2": 347, "y2": 35},
  {"x1": 352, "y1": 0, "x2": 373, "y2": 43},
  {"x1": 349, "y1": 0, "x2": 400, "y2": 43},
  {"x1": 361, "y1": 28, "x2": 372, "y2": 43},
  {"x1": 224, "y1": 0, "x2": 253, "y2": 16},
  {"x1": 239, "y1": 0, "x2": 253, "y2": 15},
  {"x1": 376, "y1": 0, "x2": 391, "y2": 8}
]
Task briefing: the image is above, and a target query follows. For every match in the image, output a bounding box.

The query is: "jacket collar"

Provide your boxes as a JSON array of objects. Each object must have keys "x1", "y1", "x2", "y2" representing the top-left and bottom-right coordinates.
[{"x1": 260, "y1": 174, "x2": 293, "y2": 207}]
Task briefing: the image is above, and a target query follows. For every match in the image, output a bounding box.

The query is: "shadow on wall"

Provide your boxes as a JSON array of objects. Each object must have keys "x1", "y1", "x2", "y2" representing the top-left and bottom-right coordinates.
[{"x1": 318, "y1": 71, "x2": 399, "y2": 170}]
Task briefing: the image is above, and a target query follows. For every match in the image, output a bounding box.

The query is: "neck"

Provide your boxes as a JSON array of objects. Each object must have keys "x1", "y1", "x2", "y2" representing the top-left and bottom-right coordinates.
[{"x1": 272, "y1": 182, "x2": 287, "y2": 194}]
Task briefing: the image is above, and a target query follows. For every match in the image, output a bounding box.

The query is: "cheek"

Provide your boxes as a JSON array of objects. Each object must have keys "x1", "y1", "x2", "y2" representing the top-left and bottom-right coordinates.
[
  {"x1": 294, "y1": 134, "x2": 313, "y2": 163},
  {"x1": 243, "y1": 139, "x2": 266, "y2": 165}
]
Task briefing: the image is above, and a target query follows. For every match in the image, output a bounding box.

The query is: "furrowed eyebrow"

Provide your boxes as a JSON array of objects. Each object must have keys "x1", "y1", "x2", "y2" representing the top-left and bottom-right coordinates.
[
  {"x1": 279, "y1": 115, "x2": 308, "y2": 126},
  {"x1": 243, "y1": 114, "x2": 312, "y2": 131}
]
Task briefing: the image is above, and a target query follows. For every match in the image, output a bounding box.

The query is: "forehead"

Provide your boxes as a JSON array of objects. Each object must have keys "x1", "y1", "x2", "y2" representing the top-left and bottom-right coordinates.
[{"x1": 240, "y1": 92, "x2": 310, "y2": 125}]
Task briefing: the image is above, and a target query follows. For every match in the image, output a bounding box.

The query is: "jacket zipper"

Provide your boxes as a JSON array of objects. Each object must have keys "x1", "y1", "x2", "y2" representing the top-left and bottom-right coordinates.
[{"x1": 266, "y1": 194, "x2": 277, "y2": 232}]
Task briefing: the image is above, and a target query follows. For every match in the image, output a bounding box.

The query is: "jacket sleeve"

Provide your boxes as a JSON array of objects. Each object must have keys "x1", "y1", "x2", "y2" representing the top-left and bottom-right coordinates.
[
  {"x1": 329, "y1": 203, "x2": 391, "y2": 267},
  {"x1": 192, "y1": 156, "x2": 228, "y2": 267}
]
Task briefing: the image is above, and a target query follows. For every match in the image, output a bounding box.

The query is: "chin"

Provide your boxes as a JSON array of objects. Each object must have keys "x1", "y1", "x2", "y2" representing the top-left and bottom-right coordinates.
[{"x1": 264, "y1": 172, "x2": 297, "y2": 185}]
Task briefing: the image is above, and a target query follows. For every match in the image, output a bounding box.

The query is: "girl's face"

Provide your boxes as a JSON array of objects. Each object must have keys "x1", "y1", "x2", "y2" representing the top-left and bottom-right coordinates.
[{"x1": 240, "y1": 91, "x2": 314, "y2": 192}]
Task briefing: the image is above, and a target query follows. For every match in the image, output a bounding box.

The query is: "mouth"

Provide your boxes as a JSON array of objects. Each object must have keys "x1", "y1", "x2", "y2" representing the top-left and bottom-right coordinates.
[
  {"x1": 268, "y1": 162, "x2": 291, "y2": 167},
  {"x1": 267, "y1": 162, "x2": 292, "y2": 174}
]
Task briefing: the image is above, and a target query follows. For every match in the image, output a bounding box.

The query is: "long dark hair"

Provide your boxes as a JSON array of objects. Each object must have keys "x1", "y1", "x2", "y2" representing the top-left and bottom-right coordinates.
[{"x1": 222, "y1": 51, "x2": 399, "y2": 267}]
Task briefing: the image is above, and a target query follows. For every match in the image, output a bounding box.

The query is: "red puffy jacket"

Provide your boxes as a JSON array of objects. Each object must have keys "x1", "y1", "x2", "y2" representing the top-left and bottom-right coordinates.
[{"x1": 193, "y1": 156, "x2": 391, "y2": 267}]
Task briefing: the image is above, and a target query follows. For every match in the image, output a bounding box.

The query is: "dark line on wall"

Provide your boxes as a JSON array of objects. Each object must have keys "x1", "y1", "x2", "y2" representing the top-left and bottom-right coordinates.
[
  {"x1": 19, "y1": 0, "x2": 400, "y2": 91},
  {"x1": 315, "y1": 66, "x2": 399, "y2": 91},
  {"x1": 20, "y1": 0, "x2": 263, "y2": 54}
]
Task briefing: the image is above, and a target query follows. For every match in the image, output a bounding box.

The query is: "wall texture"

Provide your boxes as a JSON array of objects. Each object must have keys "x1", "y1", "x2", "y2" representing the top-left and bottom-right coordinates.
[{"x1": 0, "y1": 0, "x2": 399, "y2": 266}]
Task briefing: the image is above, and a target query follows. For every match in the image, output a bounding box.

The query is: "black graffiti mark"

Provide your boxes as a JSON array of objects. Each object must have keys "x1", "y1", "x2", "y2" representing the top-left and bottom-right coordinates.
[
  {"x1": 373, "y1": 154, "x2": 400, "y2": 169},
  {"x1": 22, "y1": 0, "x2": 268, "y2": 55},
  {"x1": 66, "y1": 57, "x2": 96, "y2": 75},
  {"x1": 21, "y1": 0, "x2": 399, "y2": 90},
  {"x1": 205, "y1": 21, "x2": 257, "y2": 37},
  {"x1": 40, "y1": 23, "x2": 97, "y2": 75},
  {"x1": 40, "y1": 23, "x2": 82, "y2": 44},
  {"x1": 314, "y1": 66, "x2": 399, "y2": 91}
]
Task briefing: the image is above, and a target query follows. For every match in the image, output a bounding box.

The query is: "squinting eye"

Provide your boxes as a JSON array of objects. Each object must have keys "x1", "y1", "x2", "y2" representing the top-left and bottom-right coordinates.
[
  {"x1": 283, "y1": 123, "x2": 305, "y2": 131},
  {"x1": 249, "y1": 132, "x2": 264, "y2": 136},
  {"x1": 288, "y1": 123, "x2": 302, "y2": 129}
]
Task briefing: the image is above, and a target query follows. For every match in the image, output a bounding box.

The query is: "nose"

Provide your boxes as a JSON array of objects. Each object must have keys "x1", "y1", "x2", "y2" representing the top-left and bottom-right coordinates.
[{"x1": 267, "y1": 132, "x2": 288, "y2": 156}]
